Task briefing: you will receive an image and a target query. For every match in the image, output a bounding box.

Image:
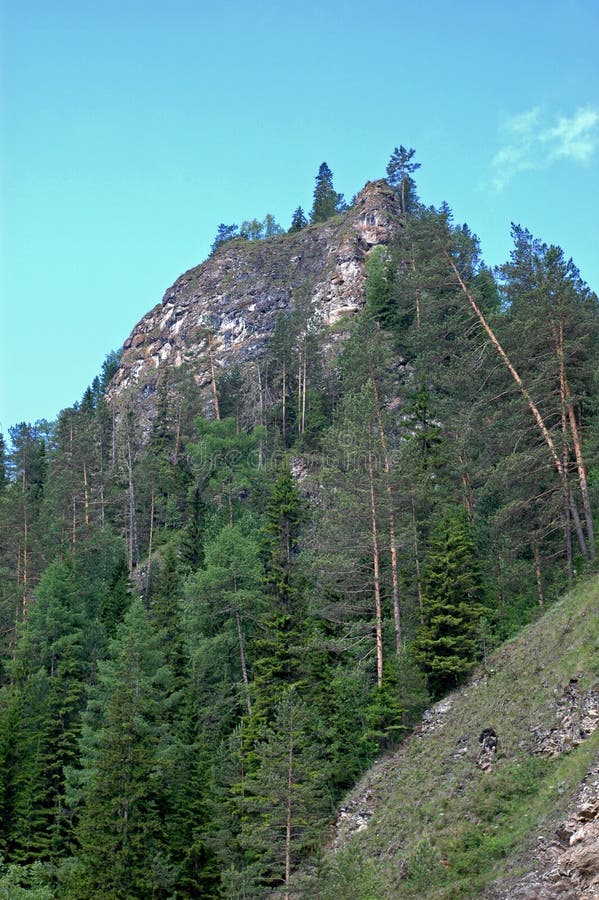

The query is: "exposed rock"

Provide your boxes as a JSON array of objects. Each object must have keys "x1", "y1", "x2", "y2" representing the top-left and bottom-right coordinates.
[
  {"x1": 531, "y1": 679, "x2": 599, "y2": 757},
  {"x1": 418, "y1": 697, "x2": 453, "y2": 735},
  {"x1": 487, "y1": 755, "x2": 599, "y2": 899},
  {"x1": 477, "y1": 727, "x2": 499, "y2": 771},
  {"x1": 106, "y1": 180, "x2": 403, "y2": 429}
]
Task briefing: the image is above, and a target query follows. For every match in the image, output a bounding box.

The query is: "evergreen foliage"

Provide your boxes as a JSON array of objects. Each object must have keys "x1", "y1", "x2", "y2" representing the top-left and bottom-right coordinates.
[
  {"x1": 310, "y1": 162, "x2": 345, "y2": 223},
  {"x1": 0, "y1": 162, "x2": 597, "y2": 895},
  {"x1": 412, "y1": 510, "x2": 488, "y2": 698},
  {"x1": 210, "y1": 223, "x2": 239, "y2": 254},
  {"x1": 289, "y1": 206, "x2": 308, "y2": 232},
  {"x1": 386, "y1": 145, "x2": 420, "y2": 213},
  {"x1": 66, "y1": 598, "x2": 179, "y2": 898}
]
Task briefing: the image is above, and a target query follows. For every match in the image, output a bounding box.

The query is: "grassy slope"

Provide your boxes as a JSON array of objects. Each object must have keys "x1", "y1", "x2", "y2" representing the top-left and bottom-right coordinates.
[{"x1": 310, "y1": 577, "x2": 599, "y2": 899}]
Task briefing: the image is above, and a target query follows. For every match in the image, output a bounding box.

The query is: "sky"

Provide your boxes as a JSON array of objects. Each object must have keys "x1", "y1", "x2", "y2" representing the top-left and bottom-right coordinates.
[{"x1": 2, "y1": 0, "x2": 598, "y2": 432}]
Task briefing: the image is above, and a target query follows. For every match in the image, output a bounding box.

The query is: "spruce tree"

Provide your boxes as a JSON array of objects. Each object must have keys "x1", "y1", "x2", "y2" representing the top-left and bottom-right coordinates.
[
  {"x1": 238, "y1": 689, "x2": 329, "y2": 897},
  {"x1": 310, "y1": 163, "x2": 345, "y2": 223},
  {"x1": 256, "y1": 461, "x2": 304, "y2": 687},
  {"x1": 289, "y1": 206, "x2": 308, "y2": 232},
  {"x1": 412, "y1": 510, "x2": 487, "y2": 699},
  {"x1": 67, "y1": 598, "x2": 179, "y2": 898},
  {"x1": 0, "y1": 559, "x2": 86, "y2": 863}
]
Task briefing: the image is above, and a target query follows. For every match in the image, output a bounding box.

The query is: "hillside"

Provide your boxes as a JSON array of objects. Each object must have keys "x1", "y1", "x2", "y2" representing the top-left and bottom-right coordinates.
[
  {"x1": 1, "y1": 164, "x2": 598, "y2": 898},
  {"x1": 309, "y1": 578, "x2": 599, "y2": 899}
]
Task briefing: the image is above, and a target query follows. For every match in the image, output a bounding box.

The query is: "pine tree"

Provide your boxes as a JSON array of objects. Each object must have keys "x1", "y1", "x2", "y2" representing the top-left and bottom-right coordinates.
[
  {"x1": 386, "y1": 145, "x2": 420, "y2": 214},
  {"x1": 210, "y1": 223, "x2": 239, "y2": 254}
]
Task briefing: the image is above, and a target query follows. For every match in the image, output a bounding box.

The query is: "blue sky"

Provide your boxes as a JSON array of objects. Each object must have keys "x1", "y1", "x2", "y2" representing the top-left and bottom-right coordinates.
[{"x1": 2, "y1": 0, "x2": 598, "y2": 431}]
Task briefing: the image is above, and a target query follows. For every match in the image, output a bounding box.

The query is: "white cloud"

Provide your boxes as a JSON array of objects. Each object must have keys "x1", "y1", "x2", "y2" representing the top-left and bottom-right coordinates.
[
  {"x1": 544, "y1": 108, "x2": 599, "y2": 163},
  {"x1": 490, "y1": 106, "x2": 599, "y2": 191}
]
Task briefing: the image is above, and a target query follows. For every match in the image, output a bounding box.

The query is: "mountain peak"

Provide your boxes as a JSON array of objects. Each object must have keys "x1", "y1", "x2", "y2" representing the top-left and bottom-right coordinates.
[{"x1": 106, "y1": 180, "x2": 403, "y2": 422}]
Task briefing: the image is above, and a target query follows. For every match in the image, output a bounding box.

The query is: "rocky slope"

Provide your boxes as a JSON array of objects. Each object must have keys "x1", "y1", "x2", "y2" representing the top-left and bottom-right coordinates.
[
  {"x1": 318, "y1": 578, "x2": 599, "y2": 898},
  {"x1": 106, "y1": 180, "x2": 402, "y2": 423}
]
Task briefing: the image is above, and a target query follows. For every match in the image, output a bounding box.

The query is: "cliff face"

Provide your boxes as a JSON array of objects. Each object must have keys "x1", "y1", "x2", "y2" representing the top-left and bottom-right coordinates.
[{"x1": 106, "y1": 180, "x2": 402, "y2": 418}]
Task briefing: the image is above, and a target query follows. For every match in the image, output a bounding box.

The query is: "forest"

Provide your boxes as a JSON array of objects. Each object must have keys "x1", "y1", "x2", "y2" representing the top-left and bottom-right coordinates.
[{"x1": 0, "y1": 151, "x2": 598, "y2": 898}]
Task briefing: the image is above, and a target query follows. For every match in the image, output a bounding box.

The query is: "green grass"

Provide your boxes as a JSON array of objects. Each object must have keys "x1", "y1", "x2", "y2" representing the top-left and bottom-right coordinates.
[{"x1": 311, "y1": 576, "x2": 599, "y2": 899}]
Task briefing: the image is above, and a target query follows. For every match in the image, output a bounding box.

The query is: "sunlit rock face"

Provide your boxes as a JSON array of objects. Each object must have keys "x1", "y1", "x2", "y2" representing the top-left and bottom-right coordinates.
[{"x1": 106, "y1": 180, "x2": 402, "y2": 421}]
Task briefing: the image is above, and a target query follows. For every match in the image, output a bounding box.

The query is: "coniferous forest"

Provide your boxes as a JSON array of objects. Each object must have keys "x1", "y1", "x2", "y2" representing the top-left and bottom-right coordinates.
[{"x1": 1, "y1": 153, "x2": 598, "y2": 897}]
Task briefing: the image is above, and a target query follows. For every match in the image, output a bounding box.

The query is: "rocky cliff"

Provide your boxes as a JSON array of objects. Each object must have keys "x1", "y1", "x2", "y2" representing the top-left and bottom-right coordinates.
[{"x1": 106, "y1": 180, "x2": 402, "y2": 420}]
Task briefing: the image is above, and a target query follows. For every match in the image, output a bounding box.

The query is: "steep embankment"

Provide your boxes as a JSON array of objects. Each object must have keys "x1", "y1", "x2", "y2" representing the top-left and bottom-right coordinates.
[{"x1": 318, "y1": 579, "x2": 599, "y2": 899}]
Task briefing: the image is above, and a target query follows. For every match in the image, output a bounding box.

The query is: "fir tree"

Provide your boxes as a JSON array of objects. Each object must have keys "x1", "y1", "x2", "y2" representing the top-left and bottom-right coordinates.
[
  {"x1": 289, "y1": 206, "x2": 308, "y2": 232},
  {"x1": 310, "y1": 163, "x2": 345, "y2": 224},
  {"x1": 0, "y1": 559, "x2": 86, "y2": 863},
  {"x1": 238, "y1": 689, "x2": 330, "y2": 897},
  {"x1": 67, "y1": 599, "x2": 179, "y2": 898},
  {"x1": 412, "y1": 510, "x2": 487, "y2": 699}
]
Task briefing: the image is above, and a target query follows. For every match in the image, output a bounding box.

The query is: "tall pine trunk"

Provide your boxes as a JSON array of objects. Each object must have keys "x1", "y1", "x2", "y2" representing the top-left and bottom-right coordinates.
[{"x1": 368, "y1": 452, "x2": 384, "y2": 689}]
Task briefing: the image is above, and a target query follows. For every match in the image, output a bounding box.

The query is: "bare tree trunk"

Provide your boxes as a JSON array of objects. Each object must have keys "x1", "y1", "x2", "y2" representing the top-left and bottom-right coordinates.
[
  {"x1": 297, "y1": 348, "x2": 302, "y2": 434},
  {"x1": 72, "y1": 495, "x2": 77, "y2": 548},
  {"x1": 284, "y1": 704, "x2": 294, "y2": 900},
  {"x1": 459, "y1": 452, "x2": 475, "y2": 528},
  {"x1": 368, "y1": 452, "x2": 384, "y2": 688},
  {"x1": 562, "y1": 506, "x2": 574, "y2": 585},
  {"x1": 15, "y1": 543, "x2": 21, "y2": 641},
  {"x1": 532, "y1": 541, "x2": 544, "y2": 605},
  {"x1": 83, "y1": 461, "x2": 89, "y2": 526},
  {"x1": 173, "y1": 402, "x2": 182, "y2": 466},
  {"x1": 411, "y1": 494, "x2": 424, "y2": 622},
  {"x1": 301, "y1": 351, "x2": 307, "y2": 435},
  {"x1": 22, "y1": 509, "x2": 28, "y2": 624},
  {"x1": 99, "y1": 470, "x2": 105, "y2": 527},
  {"x1": 566, "y1": 396, "x2": 595, "y2": 557},
  {"x1": 207, "y1": 333, "x2": 221, "y2": 421},
  {"x1": 146, "y1": 491, "x2": 154, "y2": 596},
  {"x1": 126, "y1": 428, "x2": 138, "y2": 572},
  {"x1": 446, "y1": 252, "x2": 566, "y2": 479},
  {"x1": 370, "y1": 379, "x2": 402, "y2": 653},
  {"x1": 282, "y1": 361, "x2": 287, "y2": 446},
  {"x1": 111, "y1": 410, "x2": 117, "y2": 469},
  {"x1": 257, "y1": 364, "x2": 264, "y2": 466},
  {"x1": 569, "y1": 491, "x2": 588, "y2": 560},
  {"x1": 557, "y1": 320, "x2": 594, "y2": 558},
  {"x1": 235, "y1": 609, "x2": 252, "y2": 716},
  {"x1": 559, "y1": 377, "x2": 575, "y2": 580},
  {"x1": 495, "y1": 553, "x2": 505, "y2": 609}
]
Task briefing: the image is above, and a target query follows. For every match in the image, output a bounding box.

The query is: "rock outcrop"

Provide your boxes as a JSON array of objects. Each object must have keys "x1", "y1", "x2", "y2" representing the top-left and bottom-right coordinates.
[
  {"x1": 106, "y1": 180, "x2": 402, "y2": 423},
  {"x1": 488, "y1": 755, "x2": 599, "y2": 899}
]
